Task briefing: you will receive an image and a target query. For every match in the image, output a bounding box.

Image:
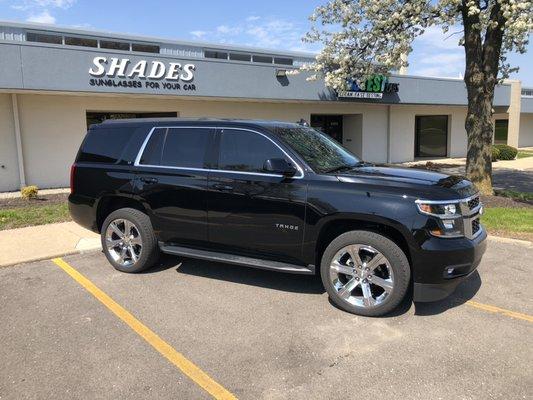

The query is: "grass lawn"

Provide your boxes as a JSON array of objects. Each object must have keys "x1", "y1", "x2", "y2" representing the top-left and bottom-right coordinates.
[
  {"x1": 517, "y1": 150, "x2": 533, "y2": 159},
  {"x1": 0, "y1": 203, "x2": 71, "y2": 230},
  {"x1": 482, "y1": 207, "x2": 533, "y2": 241}
]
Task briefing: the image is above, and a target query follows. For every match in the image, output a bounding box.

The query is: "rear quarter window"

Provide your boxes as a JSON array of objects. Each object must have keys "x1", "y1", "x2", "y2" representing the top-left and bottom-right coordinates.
[{"x1": 77, "y1": 127, "x2": 133, "y2": 163}]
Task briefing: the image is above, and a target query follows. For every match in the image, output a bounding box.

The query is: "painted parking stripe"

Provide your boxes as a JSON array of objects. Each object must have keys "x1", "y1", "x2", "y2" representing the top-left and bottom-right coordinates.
[
  {"x1": 51, "y1": 258, "x2": 237, "y2": 400},
  {"x1": 466, "y1": 300, "x2": 533, "y2": 323}
]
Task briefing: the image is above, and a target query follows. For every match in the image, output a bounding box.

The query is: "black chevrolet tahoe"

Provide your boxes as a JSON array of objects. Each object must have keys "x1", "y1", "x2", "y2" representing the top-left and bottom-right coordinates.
[{"x1": 69, "y1": 119, "x2": 487, "y2": 316}]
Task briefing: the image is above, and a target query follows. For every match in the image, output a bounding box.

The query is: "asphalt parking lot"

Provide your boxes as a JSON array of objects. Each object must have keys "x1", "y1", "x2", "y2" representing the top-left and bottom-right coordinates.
[{"x1": 1, "y1": 237, "x2": 531, "y2": 400}]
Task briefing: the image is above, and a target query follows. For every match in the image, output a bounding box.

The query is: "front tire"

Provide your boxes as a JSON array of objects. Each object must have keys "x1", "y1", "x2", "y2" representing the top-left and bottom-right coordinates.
[
  {"x1": 101, "y1": 207, "x2": 159, "y2": 273},
  {"x1": 320, "y1": 230, "x2": 410, "y2": 317}
]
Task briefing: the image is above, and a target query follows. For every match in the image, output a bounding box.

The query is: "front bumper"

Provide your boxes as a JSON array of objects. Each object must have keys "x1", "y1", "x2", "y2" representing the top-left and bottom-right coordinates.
[{"x1": 412, "y1": 227, "x2": 487, "y2": 302}]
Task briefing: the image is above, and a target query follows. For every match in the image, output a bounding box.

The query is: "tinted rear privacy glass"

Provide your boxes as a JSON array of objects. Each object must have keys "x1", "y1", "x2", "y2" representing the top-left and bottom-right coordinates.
[
  {"x1": 139, "y1": 128, "x2": 210, "y2": 168},
  {"x1": 78, "y1": 127, "x2": 132, "y2": 163}
]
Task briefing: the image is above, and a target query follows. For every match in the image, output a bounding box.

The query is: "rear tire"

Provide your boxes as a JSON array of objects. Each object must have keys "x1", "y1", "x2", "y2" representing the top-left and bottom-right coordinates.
[
  {"x1": 320, "y1": 230, "x2": 410, "y2": 317},
  {"x1": 101, "y1": 207, "x2": 159, "y2": 273}
]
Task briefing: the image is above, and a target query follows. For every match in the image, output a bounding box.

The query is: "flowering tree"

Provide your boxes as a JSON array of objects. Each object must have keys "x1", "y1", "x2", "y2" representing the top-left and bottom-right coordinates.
[{"x1": 303, "y1": 0, "x2": 532, "y2": 194}]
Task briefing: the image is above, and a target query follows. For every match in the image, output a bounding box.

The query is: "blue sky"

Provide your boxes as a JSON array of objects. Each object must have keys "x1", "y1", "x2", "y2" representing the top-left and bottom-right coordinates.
[{"x1": 1, "y1": 0, "x2": 532, "y2": 85}]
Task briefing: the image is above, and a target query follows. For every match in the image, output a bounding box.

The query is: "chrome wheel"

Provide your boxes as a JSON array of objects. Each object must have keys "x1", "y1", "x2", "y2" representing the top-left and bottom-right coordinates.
[
  {"x1": 105, "y1": 218, "x2": 142, "y2": 267},
  {"x1": 329, "y1": 244, "x2": 394, "y2": 308}
]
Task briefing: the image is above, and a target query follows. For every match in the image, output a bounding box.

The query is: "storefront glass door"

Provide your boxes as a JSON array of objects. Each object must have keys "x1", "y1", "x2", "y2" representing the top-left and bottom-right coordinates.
[
  {"x1": 415, "y1": 115, "x2": 448, "y2": 158},
  {"x1": 310, "y1": 115, "x2": 343, "y2": 143}
]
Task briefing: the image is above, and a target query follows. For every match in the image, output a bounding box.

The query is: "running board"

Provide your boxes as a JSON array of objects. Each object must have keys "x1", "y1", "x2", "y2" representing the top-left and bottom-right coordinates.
[{"x1": 159, "y1": 243, "x2": 315, "y2": 275}]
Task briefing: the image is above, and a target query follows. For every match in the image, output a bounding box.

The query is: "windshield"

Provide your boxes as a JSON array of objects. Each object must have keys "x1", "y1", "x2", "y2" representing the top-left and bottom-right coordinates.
[{"x1": 274, "y1": 126, "x2": 361, "y2": 174}]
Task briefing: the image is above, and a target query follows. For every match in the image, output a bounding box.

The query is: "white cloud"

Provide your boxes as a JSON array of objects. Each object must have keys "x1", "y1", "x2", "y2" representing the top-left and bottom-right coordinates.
[
  {"x1": 26, "y1": 10, "x2": 56, "y2": 24},
  {"x1": 216, "y1": 25, "x2": 241, "y2": 35},
  {"x1": 11, "y1": 0, "x2": 77, "y2": 25},
  {"x1": 420, "y1": 52, "x2": 464, "y2": 65},
  {"x1": 188, "y1": 16, "x2": 319, "y2": 53},
  {"x1": 409, "y1": 26, "x2": 465, "y2": 78},
  {"x1": 12, "y1": 0, "x2": 76, "y2": 11},
  {"x1": 37, "y1": 0, "x2": 75, "y2": 7},
  {"x1": 190, "y1": 30, "x2": 208, "y2": 39},
  {"x1": 416, "y1": 26, "x2": 463, "y2": 50}
]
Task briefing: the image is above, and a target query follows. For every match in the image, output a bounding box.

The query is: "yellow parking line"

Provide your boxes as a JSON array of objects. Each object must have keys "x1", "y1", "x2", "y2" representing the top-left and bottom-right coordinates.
[
  {"x1": 466, "y1": 300, "x2": 533, "y2": 323},
  {"x1": 51, "y1": 258, "x2": 237, "y2": 400}
]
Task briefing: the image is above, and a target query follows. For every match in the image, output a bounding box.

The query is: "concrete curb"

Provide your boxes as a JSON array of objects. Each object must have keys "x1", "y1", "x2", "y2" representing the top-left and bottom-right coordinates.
[
  {"x1": 0, "y1": 221, "x2": 101, "y2": 268},
  {"x1": 488, "y1": 235, "x2": 532, "y2": 247},
  {"x1": 0, "y1": 247, "x2": 101, "y2": 269}
]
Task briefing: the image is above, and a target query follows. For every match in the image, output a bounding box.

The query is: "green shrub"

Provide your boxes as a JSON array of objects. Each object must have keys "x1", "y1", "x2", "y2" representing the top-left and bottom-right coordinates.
[
  {"x1": 491, "y1": 146, "x2": 500, "y2": 162},
  {"x1": 20, "y1": 185, "x2": 39, "y2": 199},
  {"x1": 494, "y1": 144, "x2": 518, "y2": 160}
]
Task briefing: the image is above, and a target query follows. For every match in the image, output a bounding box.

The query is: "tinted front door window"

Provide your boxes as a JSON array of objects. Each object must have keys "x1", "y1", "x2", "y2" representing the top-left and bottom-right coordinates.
[{"x1": 218, "y1": 129, "x2": 288, "y2": 173}]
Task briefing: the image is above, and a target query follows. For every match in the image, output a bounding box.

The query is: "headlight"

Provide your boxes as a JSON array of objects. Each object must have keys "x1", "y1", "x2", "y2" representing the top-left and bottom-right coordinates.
[
  {"x1": 416, "y1": 200, "x2": 464, "y2": 238},
  {"x1": 416, "y1": 202, "x2": 461, "y2": 218}
]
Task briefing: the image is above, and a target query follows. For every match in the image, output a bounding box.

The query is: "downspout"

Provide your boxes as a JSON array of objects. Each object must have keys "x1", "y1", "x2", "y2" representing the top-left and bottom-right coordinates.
[
  {"x1": 12, "y1": 93, "x2": 26, "y2": 188},
  {"x1": 386, "y1": 105, "x2": 391, "y2": 163}
]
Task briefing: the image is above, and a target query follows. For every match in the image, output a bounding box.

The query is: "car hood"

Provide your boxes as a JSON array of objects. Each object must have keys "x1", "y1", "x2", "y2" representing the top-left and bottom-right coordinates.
[{"x1": 335, "y1": 165, "x2": 478, "y2": 200}]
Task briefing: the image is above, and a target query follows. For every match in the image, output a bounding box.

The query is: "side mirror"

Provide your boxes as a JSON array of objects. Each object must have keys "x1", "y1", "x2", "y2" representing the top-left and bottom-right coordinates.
[{"x1": 263, "y1": 158, "x2": 297, "y2": 177}]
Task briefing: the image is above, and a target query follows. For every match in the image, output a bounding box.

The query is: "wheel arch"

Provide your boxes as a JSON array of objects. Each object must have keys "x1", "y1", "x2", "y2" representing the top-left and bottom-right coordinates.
[
  {"x1": 95, "y1": 195, "x2": 149, "y2": 233},
  {"x1": 314, "y1": 214, "x2": 413, "y2": 270}
]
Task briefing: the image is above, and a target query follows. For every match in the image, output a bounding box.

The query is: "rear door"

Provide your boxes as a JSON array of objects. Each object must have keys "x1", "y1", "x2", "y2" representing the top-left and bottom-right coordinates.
[
  {"x1": 134, "y1": 126, "x2": 214, "y2": 246},
  {"x1": 208, "y1": 128, "x2": 308, "y2": 265}
]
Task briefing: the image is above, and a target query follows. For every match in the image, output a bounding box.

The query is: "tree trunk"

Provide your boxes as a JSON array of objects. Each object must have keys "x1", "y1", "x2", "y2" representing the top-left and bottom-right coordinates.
[{"x1": 464, "y1": 88, "x2": 494, "y2": 195}]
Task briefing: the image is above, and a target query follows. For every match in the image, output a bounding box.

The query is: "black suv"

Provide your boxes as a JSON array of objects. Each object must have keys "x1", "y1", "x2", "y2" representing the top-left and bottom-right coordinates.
[{"x1": 69, "y1": 119, "x2": 487, "y2": 316}]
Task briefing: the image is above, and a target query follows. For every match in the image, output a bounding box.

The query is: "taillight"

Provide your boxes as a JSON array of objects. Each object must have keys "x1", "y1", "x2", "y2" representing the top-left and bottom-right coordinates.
[{"x1": 70, "y1": 164, "x2": 76, "y2": 194}]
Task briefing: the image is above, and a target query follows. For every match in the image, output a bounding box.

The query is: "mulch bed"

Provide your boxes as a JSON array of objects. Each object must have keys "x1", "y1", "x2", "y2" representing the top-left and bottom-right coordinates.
[
  {"x1": 481, "y1": 195, "x2": 532, "y2": 208},
  {"x1": 0, "y1": 193, "x2": 69, "y2": 210}
]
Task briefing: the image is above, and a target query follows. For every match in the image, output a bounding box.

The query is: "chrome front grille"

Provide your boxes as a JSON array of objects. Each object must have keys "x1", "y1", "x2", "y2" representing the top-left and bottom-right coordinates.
[
  {"x1": 471, "y1": 218, "x2": 480, "y2": 235},
  {"x1": 461, "y1": 195, "x2": 483, "y2": 239},
  {"x1": 467, "y1": 196, "x2": 480, "y2": 210}
]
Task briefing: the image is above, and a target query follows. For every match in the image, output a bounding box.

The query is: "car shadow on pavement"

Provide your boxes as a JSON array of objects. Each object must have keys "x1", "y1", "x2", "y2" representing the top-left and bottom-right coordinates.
[
  {"x1": 143, "y1": 254, "x2": 482, "y2": 316},
  {"x1": 413, "y1": 271, "x2": 482, "y2": 316},
  {"x1": 171, "y1": 256, "x2": 326, "y2": 294}
]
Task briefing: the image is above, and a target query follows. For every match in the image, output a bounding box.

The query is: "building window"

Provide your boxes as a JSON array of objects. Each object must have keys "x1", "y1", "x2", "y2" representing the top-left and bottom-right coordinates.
[
  {"x1": 131, "y1": 43, "x2": 160, "y2": 53},
  {"x1": 65, "y1": 36, "x2": 97, "y2": 48},
  {"x1": 252, "y1": 55, "x2": 273, "y2": 64},
  {"x1": 522, "y1": 89, "x2": 533, "y2": 97},
  {"x1": 494, "y1": 119, "x2": 508, "y2": 144},
  {"x1": 274, "y1": 57, "x2": 293, "y2": 66},
  {"x1": 205, "y1": 50, "x2": 228, "y2": 59},
  {"x1": 229, "y1": 53, "x2": 251, "y2": 62},
  {"x1": 100, "y1": 40, "x2": 130, "y2": 51},
  {"x1": 26, "y1": 32, "x2": 62, "y2": 44},
  {"x1": 415, "y1": 115, "x2": 448, "y2": 158}
]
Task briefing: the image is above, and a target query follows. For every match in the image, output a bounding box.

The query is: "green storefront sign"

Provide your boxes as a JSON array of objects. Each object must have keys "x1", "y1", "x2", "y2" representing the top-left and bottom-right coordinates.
[{"x1": 338, "y1": 74, "x2": 399, "y2": 99}]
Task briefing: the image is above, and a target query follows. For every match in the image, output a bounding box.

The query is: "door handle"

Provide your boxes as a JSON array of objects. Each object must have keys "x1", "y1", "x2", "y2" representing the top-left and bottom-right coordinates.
[
  {"x1": 140, "y1": 177, "x2": 158, "y2": 184},
  {"x1": 213, "y1": 183, "x2": 234, "y2": 192}
]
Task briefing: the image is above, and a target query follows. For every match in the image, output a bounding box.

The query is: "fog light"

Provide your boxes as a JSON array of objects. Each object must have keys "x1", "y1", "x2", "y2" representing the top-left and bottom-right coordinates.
[
  {"x1": 443, "y1": 220, "x2": 455, "y2": 230},
  {"x1": 446, "y1": 267, "x2": 455, "y2": 275}
]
